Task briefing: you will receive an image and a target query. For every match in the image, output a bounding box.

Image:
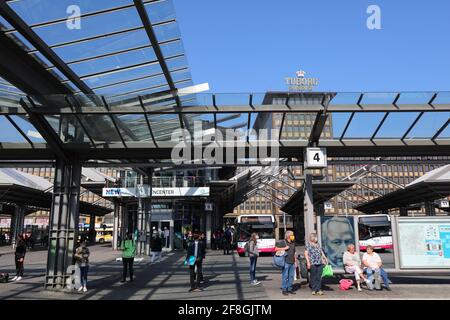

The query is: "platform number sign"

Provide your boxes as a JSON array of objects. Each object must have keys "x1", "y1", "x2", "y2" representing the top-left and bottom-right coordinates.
[
  {"x1": 441, "y1": 200, "x2": 449, "y2": 208},
  {"x1": 305, "y1": 147, "x2": 327, "y2": 168}
]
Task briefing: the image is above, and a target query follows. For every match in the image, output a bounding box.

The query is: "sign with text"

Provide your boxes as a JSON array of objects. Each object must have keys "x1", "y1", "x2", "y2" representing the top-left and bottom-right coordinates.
[
  {"x1": 103, "y1": 187, "x2": 209, "y2": 198},
  {"x1": 305, "y1": 147, "x2": 327, "y2": 168},
  {"x1": 398, "y1": 217, "x2": 450, "y2": 268}
]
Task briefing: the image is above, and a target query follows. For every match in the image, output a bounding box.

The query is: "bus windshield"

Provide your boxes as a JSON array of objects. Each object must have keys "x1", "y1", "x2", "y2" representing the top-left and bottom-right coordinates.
[
  {"x1": 359, "y1": 224, "x2": 391, "y2": 240},
  {"x1": 237, "y1": 223, "x2": 275, "y2": 241}
]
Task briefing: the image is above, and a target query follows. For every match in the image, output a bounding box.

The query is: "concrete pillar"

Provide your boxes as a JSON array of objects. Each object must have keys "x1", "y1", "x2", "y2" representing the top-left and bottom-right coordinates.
[
  {"x1": 304, "y1": 173, "x2": 315, "y2": 240},
  {"x1": 45, "y1": 159, "x2": 82, "y2": 290},
  {"x1": 424, "y1": 201, "x2": 436, "y2": 216},
  {"x1": 11, "y1": 205, "x2": 25, "y2": 248},
  {"x1": 399, "y1": 207, "x2": 408, "y2": 217},
  {"x1": 112, "y1": 200, "x2": 120, "y2": 250}
]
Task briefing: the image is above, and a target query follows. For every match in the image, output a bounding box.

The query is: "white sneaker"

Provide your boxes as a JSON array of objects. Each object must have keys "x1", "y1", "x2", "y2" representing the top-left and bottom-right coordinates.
[
  {"x1": 358, "y1": 287, "x2": 362, "y2": 292},
  {"x1": 83, "y1": 286, "x2": 87, "y2": 292},
  {"x1": 253, "y1": 280, "x2": 261, "y2": 285},
  {"x1": 16, "y1": 276, "x2": 22, "y2": 281},
  {"x1": 11, "y1": 276, "x2": 17, "y2": 281},
  {"x1": 78, "y1": 286, "x2": 83, "y2": 292}
]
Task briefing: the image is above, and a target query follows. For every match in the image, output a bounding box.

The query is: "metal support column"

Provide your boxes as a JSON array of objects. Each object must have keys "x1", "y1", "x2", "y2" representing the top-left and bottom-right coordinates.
[
  {"x1": 304, "y1": 173, "x2": 315, "y2": 240},
  {"x1": 424, "y1": 201, "x2": 436, "y2": 216},
  {"x1": 45, "y1": 159, "x2": 82, "y2": 290},
  {"x1": 399, "y1": 207, "x2": 408, "y2": 217},
  {"x1": 88, "y1": 213, "x2": 95, "y2": 244},
  {"x1": 113, "y1": 200, "x2": 120, "y2": 250},
  {"x1": 11, "y1": 205, "x2": 25, "y2": 248}
]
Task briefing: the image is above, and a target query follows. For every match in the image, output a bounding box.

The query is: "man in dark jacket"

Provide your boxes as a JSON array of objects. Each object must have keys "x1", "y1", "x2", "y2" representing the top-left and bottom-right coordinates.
[
  {"x1": 150, "y1": 234, "x2": 163, "y2": 263},
  {"x1": 186, "y1": 233, "x2": 206, "y2": 292}
]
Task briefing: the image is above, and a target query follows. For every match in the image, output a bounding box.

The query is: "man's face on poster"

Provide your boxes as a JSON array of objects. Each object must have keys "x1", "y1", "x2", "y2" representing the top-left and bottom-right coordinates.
[{"x1": 323, "y1": 218, "x2": 354, "y2": 267}]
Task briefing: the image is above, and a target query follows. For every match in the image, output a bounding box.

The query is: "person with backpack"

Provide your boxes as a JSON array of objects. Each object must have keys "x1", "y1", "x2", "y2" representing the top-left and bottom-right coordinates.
[
  {"x1": 305, "y1": 232, "x2": 329, "y2": 296},
  {"x1": 120, "y1": 233, "x2": 136, "y2": 282},
  {"x1": 74, "y1": 240, "x2": 90, "y2": 292},
  {"x1": 11, "y1": 235, "x2": 26, "y2": 282},
  {"x1": 247, "y1": 233, "x2": 261, "y2": 285}
]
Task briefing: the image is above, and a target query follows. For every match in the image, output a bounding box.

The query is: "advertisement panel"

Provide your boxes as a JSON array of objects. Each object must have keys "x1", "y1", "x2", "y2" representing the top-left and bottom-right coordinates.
[
  {"x1": 398, "y1": 217, "x2": 450, "y2": 268},
  {"x1": 320, "y1": 216, "x2": 355, "y2": 268}
]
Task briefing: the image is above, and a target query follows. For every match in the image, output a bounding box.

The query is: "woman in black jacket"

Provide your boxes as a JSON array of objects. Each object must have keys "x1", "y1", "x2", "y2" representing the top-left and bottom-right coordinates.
[
  {"x1": 12, "y1": 236, "x2": 27, "y2": 281},
  {"x1": 186, "y1": 233, "x2": 206, "y2": 292}
]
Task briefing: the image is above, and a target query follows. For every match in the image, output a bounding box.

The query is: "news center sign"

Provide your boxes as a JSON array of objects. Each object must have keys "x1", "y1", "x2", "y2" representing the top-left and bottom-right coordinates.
[
  {"x1": 285, "y1": 69, "x2": 319, "y2": 91},
  {"x1": 103, "y1": 187, "x2": 210, "y2": 198},
  {"x1": 305, "y1": 147, "x2": 327, "y2": 169}
]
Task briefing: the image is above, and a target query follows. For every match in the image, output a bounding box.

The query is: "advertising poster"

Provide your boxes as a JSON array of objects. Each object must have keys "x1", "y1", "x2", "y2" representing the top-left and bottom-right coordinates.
[
  {"x1": 320, "y1": 216, "x2": 355, "y2": 268},
  {"x1": 398, "y1": 218, "x2": 450, "y2": 268}
]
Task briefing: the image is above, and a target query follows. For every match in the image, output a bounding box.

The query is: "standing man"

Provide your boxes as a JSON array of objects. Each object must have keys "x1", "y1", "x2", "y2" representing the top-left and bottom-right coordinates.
[
  {"x1": 164, "y1": 227, "x2": 170, "y2": 249},
  {"x1": 186, "y1": 233, "x2": 206, "y2": 292},
  {"x1": 223, "y1": 227, "x2": 232, "y2": 255},
  {"x1": 120, "y1": 233, "x2": 136, "y2": 282},
  {"x1": 276, "y1": 230, "x2": 297, "y2": 296}
]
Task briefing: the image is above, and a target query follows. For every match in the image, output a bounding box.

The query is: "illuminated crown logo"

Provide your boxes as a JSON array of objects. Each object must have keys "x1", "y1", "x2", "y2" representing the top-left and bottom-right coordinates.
[{"x1": 296, "y1": 70, "x2": 306, "y2": 78}]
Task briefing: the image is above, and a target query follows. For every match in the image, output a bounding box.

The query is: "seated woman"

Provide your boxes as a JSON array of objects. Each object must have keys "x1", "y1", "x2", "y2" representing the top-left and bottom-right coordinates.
[
  {"x1": 343, "y1": 244, "x2": 372, "y2": 291},
  {"x1": 362, "y1": 245, "x2": 391, "y2": 291}
]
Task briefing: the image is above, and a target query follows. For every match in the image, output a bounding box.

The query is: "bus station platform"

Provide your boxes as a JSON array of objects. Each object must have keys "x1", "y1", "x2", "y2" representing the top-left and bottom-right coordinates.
[{"x1": 0, "y1": 244, "x2": 449, "y2": 300}]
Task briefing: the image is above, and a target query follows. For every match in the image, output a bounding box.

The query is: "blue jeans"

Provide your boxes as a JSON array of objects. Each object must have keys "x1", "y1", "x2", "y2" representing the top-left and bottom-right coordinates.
[
  {"x1": 366, "y1": 267, "x2": 390, "y2": 288},
  {"x1": 80, "y1": 266, "x2": 89, "y2": 287},
  {"x1": 282, "y1": 262, "x2": 295, "y2": 292},
  {"x1": 249, "y1": 256, "x2": 257, "y2": 281}
]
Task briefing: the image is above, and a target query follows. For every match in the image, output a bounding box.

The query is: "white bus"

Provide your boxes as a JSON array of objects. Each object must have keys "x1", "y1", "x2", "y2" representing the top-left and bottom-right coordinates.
[
  {"x1": 357, "y1": 214, "x2": 393, "y2": 251},
  {"x1": 236, "y1": 214, "x2": 277, "y2": 257}
]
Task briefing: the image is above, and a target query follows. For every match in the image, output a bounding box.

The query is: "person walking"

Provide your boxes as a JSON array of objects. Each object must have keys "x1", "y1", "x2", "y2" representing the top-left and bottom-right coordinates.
[
  {"x1": 12, "y1": 235, "x2": 27, "y2": 281},
  {"x1": 186, "y1": 233, "x2": 206, "y2": 292},
  {"x1": 305, "y1": 233, "x2": 329, "y2": 296},
  {"x1": 223, "y1": 227, "x2": 232, "y2": 255},
  {"x1": 276, "y1": 230, "x2": 296, "y2": 296},
  {"x1": 248, "y1": 233, "x2": 261, "y2": 285},
  {"x1": 120, "y1": 233, "x2": 136, "y2": 282},
  {"x1": 164, "y1": 227, "x2": 170, "y2": 249},
  {"x1": 74, "y1": 240, "x2": 90, "y2": 292},
  {"x1": 150, "y1": 234, "x2": 163, "y2": 263}
]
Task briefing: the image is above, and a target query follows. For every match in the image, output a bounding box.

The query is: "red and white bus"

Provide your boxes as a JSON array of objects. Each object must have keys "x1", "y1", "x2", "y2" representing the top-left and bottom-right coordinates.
[
  {"x1": 236, "y1": 214, "x2": 277, "y2": 257},
  {"x1": 358, "y1": 214, "x2": 393, "y2": 251}
]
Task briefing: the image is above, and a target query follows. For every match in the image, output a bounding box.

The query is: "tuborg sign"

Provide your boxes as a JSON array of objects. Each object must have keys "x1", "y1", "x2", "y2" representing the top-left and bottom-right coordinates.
[{"x1": 285, "y1": 69, "x2": 319, "y2": 91}]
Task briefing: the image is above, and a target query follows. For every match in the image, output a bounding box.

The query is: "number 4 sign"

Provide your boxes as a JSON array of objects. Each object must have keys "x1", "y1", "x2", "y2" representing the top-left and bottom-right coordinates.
[{"x1": 305, "y1": 147, "x2": 327, "y2": 168}]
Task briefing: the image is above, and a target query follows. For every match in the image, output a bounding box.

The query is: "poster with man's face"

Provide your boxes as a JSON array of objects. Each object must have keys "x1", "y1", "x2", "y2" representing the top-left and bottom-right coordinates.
[{"x1": 321, "y1": 216, "x2": 355, "y2": 267}]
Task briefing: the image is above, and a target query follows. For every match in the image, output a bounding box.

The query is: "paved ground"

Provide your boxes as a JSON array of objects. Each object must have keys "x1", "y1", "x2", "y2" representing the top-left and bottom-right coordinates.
[{"x1": 0, "y1": 244, "x2": 449, "y2": 300}]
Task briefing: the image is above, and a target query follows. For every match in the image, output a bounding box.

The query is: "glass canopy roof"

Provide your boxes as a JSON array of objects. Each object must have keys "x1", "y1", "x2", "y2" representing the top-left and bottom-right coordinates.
[{"x1": 0, "y1": 0, "x2": 193, "y2": 99}]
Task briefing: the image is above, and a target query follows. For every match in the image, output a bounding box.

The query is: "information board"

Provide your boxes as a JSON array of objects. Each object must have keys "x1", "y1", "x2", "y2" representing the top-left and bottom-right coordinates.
[
  {"x1": 305, "y1": 147, "x2": 327, "y2": 168},
  {"x1": 398, "y1": 217, "x2": 450, "y2": 268}
]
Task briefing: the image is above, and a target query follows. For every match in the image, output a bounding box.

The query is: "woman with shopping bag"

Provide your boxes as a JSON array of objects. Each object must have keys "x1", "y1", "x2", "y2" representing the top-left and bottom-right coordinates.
[{"x1": 304, "y1": 232, "x2": 329, "y2": 296}]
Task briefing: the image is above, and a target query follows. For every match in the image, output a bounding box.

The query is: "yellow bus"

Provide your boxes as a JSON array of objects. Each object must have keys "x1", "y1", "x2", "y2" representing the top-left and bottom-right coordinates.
[{"x1": 95, "y1": 228, "x2": 113, "y2": 243}]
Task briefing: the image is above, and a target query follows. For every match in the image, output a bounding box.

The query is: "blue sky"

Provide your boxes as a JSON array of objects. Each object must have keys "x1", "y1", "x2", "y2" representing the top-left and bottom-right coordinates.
[{"x1": 174, "y1": 0, "x2": 450, "y2": 93}]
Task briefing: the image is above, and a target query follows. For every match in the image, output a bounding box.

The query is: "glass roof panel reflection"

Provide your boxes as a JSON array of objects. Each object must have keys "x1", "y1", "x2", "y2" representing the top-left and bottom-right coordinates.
[
  {"x1": 77, "y1": 115, "x2": 123, "y2": 143},
  {"x1": 396, "y1": 92, "x2": 434, "y2": 105},
  {"x1": 69, "y1": 47, "x2": 157, "y2": 77},
  {"x1": 360, "y1": 92, "x2": 397, "y2": 105},
  {"x1": 329, "y1": 92, "x2": 361, "y2": 105},
  {"x1": 321, "y1": 112, "x2": 352, "y2": 139},
  {"x1": 9, "y1": 115, "x2": 45, "y2": 143},
  {"x1": 25, "y1": 7, "x2": 143, "y2": 46},
  {"x1": 148, "y1": 113, "x2": 181, "y2": 141},
  {"x1": 437, "y1": 124, "x2": 450, "y2": 139},
  {"x1": 405, "y1": 112, "x2": 450, "y2": 139},
  {"x1": 116, "y1": 114, "x2": 153, "y2": 142},
  {"x1": 374, "y1": 112, "x2": 420, "y2": 138},
  {"x1": 95, "y1": 74, "x2": 167, "y2": 96},
  {"x1": 343, "y1": 112, "x2": 385, "y2": 138},
  {"x1": 0, "y1": 115, "x2": 27, "y2": 143},
  {"x1": 8, "y1": 0, "x2": 135, "y2": 26},
  {"x1": 145, "y1": 0, "x2": 176, "y2": 24}
]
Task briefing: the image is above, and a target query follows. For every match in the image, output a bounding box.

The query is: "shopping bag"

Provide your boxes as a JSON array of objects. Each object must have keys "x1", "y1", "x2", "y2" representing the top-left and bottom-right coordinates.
[
  {"x1": 272, "y1": 252, "x2": 287, "y2": 269},
  {"x1": 321, "y1": 264, "x2": 333, "y2": 278},
  {"x1": 184, "y1": 255, "x2": 196, "y2": 266}
]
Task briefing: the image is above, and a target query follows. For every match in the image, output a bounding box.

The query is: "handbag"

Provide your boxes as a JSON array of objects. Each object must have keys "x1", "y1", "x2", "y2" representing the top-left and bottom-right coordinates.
[
  {"x1": 184, "y1": 255, "x2": 196, "y2": 266},
  {"x1": 272, "y1": 252, "x2": 287, "y2": 269},
  {"x1": 322, "y1": 264, "x2": 334, "y2": 278}
]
